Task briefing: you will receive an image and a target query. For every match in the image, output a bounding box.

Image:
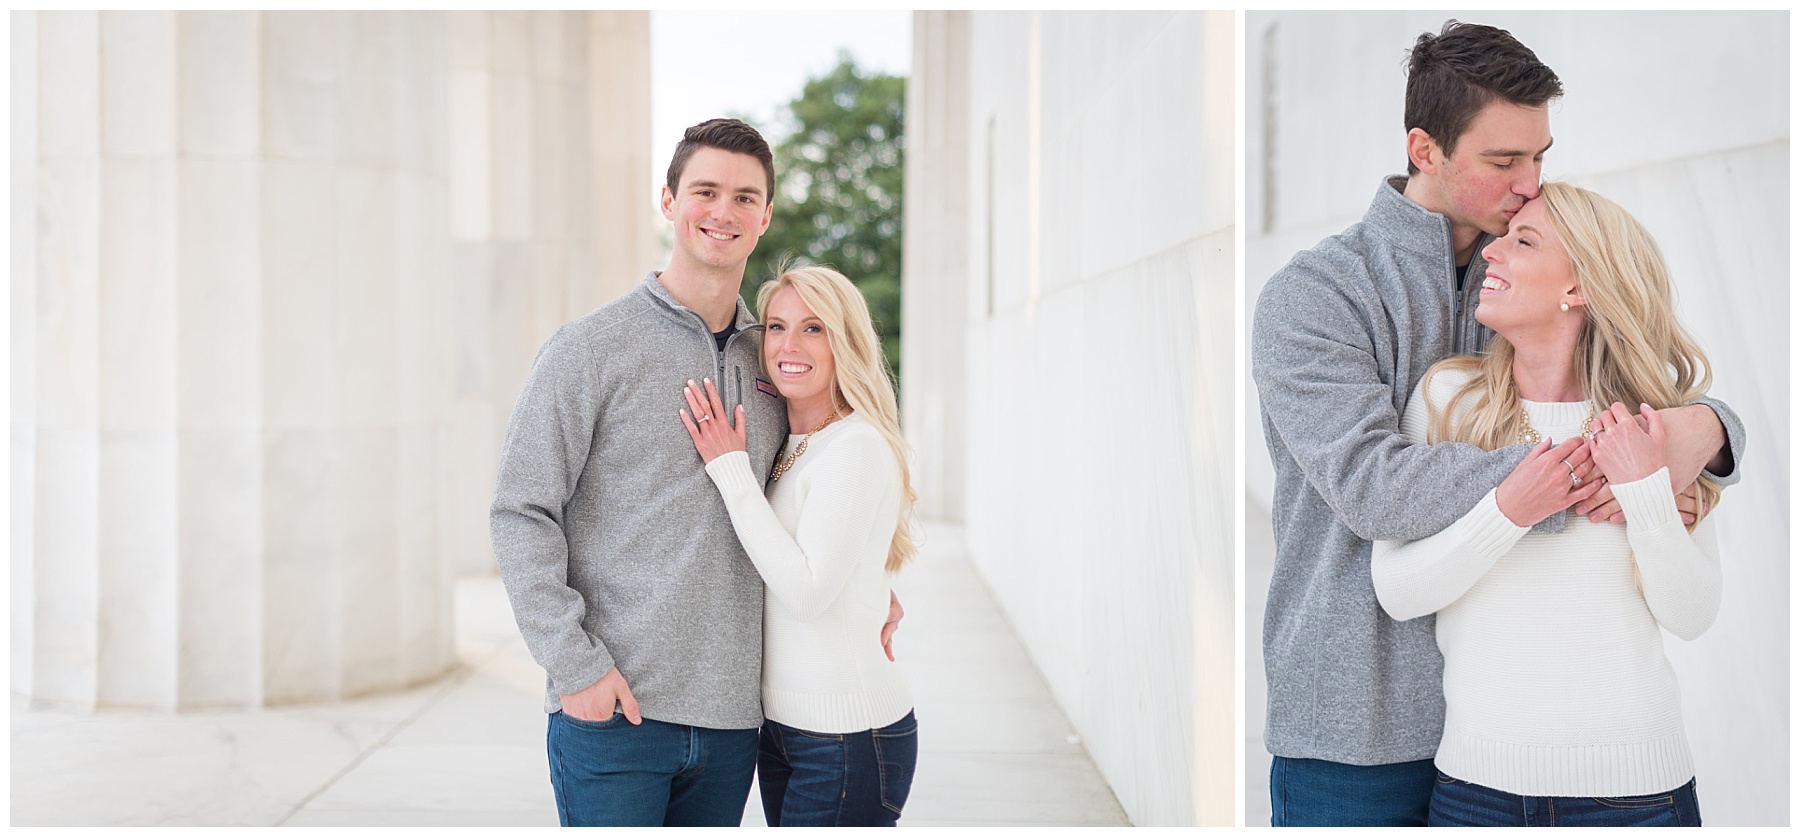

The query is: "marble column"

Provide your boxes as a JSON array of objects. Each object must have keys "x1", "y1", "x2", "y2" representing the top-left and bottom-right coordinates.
[
  {"x1": 900, "y1": 11, "x2": 972, "y2": 524},
  {"x1": 444, "y1": 11, "x2": 654, "y2": 577},
  {"x1": 12, "y1": 10, "x2": 457, "y2": 709}
]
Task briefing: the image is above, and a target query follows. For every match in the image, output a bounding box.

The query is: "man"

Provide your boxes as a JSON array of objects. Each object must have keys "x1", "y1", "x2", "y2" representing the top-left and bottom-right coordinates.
[
  {"x1": 1250, "y1": 21, "x2": 1745, "y2": 827},
  {"x1": 490, "y1": 118, "x2": 896, "y2": 827}
]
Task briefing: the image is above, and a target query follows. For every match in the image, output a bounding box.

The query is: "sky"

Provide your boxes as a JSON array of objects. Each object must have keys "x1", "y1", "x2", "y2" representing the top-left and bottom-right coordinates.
[{"x1": 648, "y1": 11, "x2": 912, "y2": 196}]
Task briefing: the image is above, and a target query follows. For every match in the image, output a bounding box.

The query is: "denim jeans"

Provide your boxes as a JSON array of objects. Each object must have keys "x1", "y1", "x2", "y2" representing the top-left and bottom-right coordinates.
[
  {"x1": 1269, "y1": 755, "x2": 1437, "y2": 826},
  {"x1": 1429, "y1": 770, "x2": 1702, "y2": 827},
  {"x1": 757, "y1": 710, "x2": 918, "y2": 827},
  {"x1": 545, "y1": 710, "x2": 758, "y2": 827}
]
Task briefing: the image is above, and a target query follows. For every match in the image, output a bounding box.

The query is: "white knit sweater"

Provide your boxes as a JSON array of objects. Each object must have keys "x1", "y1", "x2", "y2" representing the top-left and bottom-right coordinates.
[
  {"x1": 1372, "y1": 368, "x2": 1721, "y2": 797},
  {"x1": 704, "y1": 412, "x2": 913, "y2": 734}
]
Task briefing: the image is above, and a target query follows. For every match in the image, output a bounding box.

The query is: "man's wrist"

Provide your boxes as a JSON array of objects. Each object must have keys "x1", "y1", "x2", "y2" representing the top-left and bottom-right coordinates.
[{"x1": 1674, "y1": 403, "x2": 1731, "y2": 478}]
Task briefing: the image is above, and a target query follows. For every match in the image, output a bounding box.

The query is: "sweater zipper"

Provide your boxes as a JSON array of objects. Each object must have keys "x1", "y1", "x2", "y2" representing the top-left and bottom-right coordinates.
[
  {"x1": 1457, "y1": 235, "x2": 1493, "y2": 354},
  {"x1": 1445, "y1": 217, "x2": 1464, "y2": 353},
  {"x1": 718, "y1": 324, "x2": 763, "y2": 409}
]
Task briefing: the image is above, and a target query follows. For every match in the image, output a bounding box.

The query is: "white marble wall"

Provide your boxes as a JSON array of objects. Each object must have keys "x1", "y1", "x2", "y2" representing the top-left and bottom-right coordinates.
[
  {"x1": 905, "y1": 11, "x2": 1236, "y2": 826},
  {"x1": 1245, "y1": 11, "x2": 1788, "y2": 825},
  {"x1": 14, "y1": 11, "x2": 656, "y2": 708},
  {"x1": 444, "y1": 11, "x2": 656, "y2": 576}
]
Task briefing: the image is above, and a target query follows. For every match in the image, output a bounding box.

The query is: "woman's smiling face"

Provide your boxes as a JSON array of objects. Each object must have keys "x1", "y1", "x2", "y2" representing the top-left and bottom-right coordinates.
[
  {"x1": 1475, "y1": 196, "x2": 1581, "y2": 337},
  {"x1": 762, "y1": 285, "x2": 836, "y2": 410}
]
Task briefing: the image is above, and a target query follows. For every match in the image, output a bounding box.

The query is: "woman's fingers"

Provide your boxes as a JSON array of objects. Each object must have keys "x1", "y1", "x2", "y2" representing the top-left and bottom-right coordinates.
[
  {"x1": 1562, "y1": 440, "x2": 1592, "y2": 467},
  {"x1": 678, "y1": 408, "x2": 702, "y2": 444},
  {"x1": 1521, "y1": 436, "x2": 1552, "y2": 464},
  {"x1": 1568, "y1": 474, "x2": 1606, "y2": 504},
  {"x1": 1546, "y1": 436, "x2": 1583, "y2": 470},
  {"x1": 1606, "y1": 401, "x2": 1638, "y2": 436},
  {"x1": 683, "y1": 381, "x2": 709, "y2": 422},
  {"x1": 703, "y1": 378, "x2": 731, "y2": 428},
  {"x1": 1641, "y1": 403, "x2": 1664, "y2": 442}
]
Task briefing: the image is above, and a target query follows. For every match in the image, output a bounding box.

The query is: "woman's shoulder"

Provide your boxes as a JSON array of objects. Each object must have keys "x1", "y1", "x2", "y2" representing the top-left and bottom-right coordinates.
[
  {"x1": 1417, "y1": 359, "x2": 1480, "y2": 410},
  {"x1": 813, "y1": 414, "x2": 900, "y2": 473},
  {"x1": 826, "y1": 413, "x2": 889, "y2": 451},
  {"x1": 1397, "y1": 359, "x2": 1481, "y2": 442}
]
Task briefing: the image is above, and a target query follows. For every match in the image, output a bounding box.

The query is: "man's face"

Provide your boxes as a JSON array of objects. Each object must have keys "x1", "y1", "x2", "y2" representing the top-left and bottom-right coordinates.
[
  {"x1": 1420, "y1": 99, "x2": 1553, "y2": 241},
  {"x1": 660, "y1": 146, "x2": 774, "y2": 275}
]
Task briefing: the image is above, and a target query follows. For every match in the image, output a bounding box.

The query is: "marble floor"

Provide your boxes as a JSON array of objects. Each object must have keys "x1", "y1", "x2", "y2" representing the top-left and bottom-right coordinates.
[{"x1": 11, "y1": 523, "x2": 1129, "y2": 827}]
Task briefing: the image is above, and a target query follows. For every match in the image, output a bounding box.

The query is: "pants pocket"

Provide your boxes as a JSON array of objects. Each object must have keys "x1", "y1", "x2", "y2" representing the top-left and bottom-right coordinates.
[
  {"x1": 1590, "y1": 792, "x2": 1675, "y2": 810},
  {"x1": 558, "y1": 709, "x2": 630, "y2": 731},
  {"x1": 872, "y1": 712, "x2": 919, "y2": 816}
]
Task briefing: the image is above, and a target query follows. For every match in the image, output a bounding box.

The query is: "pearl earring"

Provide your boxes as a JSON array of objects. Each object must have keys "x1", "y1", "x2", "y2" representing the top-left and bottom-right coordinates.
[{"x1": 1560, "y1": 302, "x2": 1570, "y2": 312}]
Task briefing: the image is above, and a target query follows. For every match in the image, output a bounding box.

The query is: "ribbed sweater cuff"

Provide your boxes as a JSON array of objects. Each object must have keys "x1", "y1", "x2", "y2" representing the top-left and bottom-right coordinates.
[
  {"x1": 1464, "y1": 489, "x2": 1531, "y2": 550},
  {"x1": 704, "y1": 450, "x2": 763, "y2": 501},
  {"x1": 1612, "y1": 467, "x2": 1680, "y2": 530}
]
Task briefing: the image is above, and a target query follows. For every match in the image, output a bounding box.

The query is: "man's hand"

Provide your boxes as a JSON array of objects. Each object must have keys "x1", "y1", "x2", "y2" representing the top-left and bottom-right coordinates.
[
  {"x1": 559, "y1": 667, "x2": 642, "y2": 724},
  {"x1": 1575, "y1": 481, "x2": 1703, "y2": 527},
  {"x1": 1660, "y1": 403, "x2": 1730, "y2": 483},
  {"x1": 881, "y1": 591, "x2": 904, "y2": 661}
]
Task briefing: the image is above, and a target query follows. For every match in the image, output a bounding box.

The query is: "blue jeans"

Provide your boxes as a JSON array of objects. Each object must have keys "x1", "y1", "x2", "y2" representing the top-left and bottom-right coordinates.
[
  {"x1": 545, "y1": 710, "x2": 758, "y2": 827},
  {"x1": 1429, "y1": 771, "x2": 1702, "y2": 827},
  {"x1": 1270, "y1": 755, "x2": 1437, "y2": 826},
  {"x1": 757, "y1": 710, "x2": 918, "y2": 827}
]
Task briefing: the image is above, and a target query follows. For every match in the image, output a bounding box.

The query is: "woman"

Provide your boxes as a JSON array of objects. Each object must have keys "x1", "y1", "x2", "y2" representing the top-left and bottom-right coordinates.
[
  {"x1": 678, "y1": 264, "x2": 919, "y2": 827},
  {"x1": 1371, "y1": 182, "x2": 1720, "y2": 827}
]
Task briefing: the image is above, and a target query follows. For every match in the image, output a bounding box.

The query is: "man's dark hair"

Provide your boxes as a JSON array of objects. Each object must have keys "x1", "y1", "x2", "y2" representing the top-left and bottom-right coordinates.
[
  {"x1": 665, "y1": 118, "x2": 776, "y2": 202},
  {"x1": 1404, "y1": 20, "x2": 1563, "y2": 175}
]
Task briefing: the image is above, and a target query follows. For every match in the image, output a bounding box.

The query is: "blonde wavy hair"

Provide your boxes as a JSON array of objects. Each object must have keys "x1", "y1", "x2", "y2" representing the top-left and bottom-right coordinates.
[
  {"x1": 757, "y1": 264, "x2": 919, "y2": 572},
  {"x1": 1424, "y1": 181, "x2": 1718, "y2": 524}
]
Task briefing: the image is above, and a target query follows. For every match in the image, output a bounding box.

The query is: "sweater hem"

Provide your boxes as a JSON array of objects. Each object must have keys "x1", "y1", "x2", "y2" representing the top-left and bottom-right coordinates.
[
  {"x1": 763, "y1": 686, "x2": 914, "y2": 735},
  {"x1": 1436, "y1": 725, "x2": 1695, "y2": 797}
]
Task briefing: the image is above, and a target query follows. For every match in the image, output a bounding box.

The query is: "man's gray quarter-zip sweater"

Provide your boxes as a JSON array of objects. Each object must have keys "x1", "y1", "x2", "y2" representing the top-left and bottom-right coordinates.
[{"x1": 491, "y1": 271, "x2": 788, "y2": 729}]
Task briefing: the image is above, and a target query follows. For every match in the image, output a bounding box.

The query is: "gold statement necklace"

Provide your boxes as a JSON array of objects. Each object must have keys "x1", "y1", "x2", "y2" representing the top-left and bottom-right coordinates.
[
  {"x1": 770, "y1": 408, "x2": 842, "y2": 482},
  {"x1": 1518, "y1": 406, "x2": 1597, "y2": 445}
]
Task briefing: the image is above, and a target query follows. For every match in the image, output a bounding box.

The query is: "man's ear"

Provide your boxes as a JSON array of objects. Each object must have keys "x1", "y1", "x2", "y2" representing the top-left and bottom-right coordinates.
[
  {"x1": 659, "y1": 185, "x2": 676, "y2": 221},
  {"x1": 1406, "y1": 128, "x2": 1441, "y2": 176},
  {"x1": 757, "y1": 199, "x2": 773, "y2": 234}
]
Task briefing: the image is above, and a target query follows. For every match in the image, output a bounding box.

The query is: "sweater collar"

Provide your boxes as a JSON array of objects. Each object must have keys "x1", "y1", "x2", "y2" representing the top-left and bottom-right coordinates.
[
  {"x1": 639, "y1": 271, "x2": 761, "y2": 334},
  {"x1": 1367, "y1": 175, "x2": 1498, "y2": 278},
  {"x1": 1365, "y1": 175, "x2": 1456, "y2": 260}
]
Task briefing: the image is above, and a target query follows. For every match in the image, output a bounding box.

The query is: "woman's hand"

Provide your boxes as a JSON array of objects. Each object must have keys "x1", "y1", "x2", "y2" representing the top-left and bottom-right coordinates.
[
  {"x1": 1495, "y1": 435, "x2": 1605, "y2": 527},
  {"x1": 1588, "y1": 401, "x2": 1667, "y2": 486},
  {"x1": 679, "y1": 378, "x2": 747, "y2": 464}
]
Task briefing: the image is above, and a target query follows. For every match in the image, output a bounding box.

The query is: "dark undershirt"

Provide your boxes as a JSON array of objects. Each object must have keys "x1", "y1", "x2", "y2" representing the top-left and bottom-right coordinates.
[
  {"x1": 713, "y1": 322, "x2": 737, "y2": 354},
  {"x1": 1456, "y1": 261, "x2": 1471, "y2": 293}
]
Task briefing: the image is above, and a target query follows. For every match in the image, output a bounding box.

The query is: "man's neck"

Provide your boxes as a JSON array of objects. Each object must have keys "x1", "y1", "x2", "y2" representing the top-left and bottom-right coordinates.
[
  {"x1": 659, "y1": 264, "x2": 743, "y2": 332},
  {"x1": 1400, "y1": 174, "x2": 1484, "y2": 266}
]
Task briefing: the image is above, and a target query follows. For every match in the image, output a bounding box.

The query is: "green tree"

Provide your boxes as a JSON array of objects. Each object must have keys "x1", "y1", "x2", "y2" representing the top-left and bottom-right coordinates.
[{"x1": 746, "y1": 54, "x2": 906, "y2": 379}]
